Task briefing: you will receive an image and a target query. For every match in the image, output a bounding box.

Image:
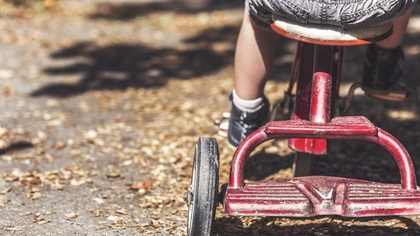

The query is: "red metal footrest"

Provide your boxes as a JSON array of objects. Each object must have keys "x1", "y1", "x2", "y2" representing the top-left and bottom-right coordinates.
[
  {"x1": 226, "y1": 116, "x2": 419, "y2": 217},
  {"x1": 224, "y1": 176, "x2": 420, "y2": 217}
]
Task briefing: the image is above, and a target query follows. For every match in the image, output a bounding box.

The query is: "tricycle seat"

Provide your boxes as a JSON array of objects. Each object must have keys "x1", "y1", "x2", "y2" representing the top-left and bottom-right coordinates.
[{"x1": 271, "y1": 15, "x2": 393, "y2": 46}]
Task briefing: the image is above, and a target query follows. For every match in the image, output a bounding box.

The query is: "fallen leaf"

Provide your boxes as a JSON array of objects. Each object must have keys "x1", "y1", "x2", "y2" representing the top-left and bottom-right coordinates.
[
  {"x1": 31, "y1": 192, "x2": 42, "y2": 200},
  {"x1": 93, "y1": 197, "x2": 105, "y2": 204},
  {"x1": 65, "y1": 212, "x2": 78, "y2": 219},
  {"x1": 0, "y1": 187, "x2": 12, "y2": 194},
  {"x1": 0, "y1": 200, "x2": 10, "y2": 207},
  {"x1": 130, "y1": 179, "x2": 153, "y2": 191},
  {"x1": 107, "y1": 215, "x2": 119, "y2": 221},
  {"x1": 89, "y1": 210, "x2": 102, "y2": 217}
]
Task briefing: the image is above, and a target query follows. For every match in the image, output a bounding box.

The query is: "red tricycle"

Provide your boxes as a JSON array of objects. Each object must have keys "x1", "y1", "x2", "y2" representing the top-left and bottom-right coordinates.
[{"x1": 184, "y1": 15, "x2": 420, "y2": 236}]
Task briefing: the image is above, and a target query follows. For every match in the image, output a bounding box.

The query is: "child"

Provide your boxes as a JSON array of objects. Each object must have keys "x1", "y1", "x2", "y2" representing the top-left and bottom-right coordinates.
[{"x1": 228, "y1": 0, "x2": 416, "y2": 147}]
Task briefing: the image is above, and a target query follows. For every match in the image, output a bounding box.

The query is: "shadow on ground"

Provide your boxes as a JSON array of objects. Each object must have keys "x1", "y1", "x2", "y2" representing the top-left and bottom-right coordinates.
[
  {"x1": 89, "y1": 0, "x2": 244, "y2": 21},
  {"x1": 31, "y1": 24, "x2": 241, "y2": 97},
  {"x1": 214, "y1": 215, "x2": 420, "y2": 235},
  {"x1": 32, "y1": 9, "x2": 292, "y2": 97},
  {"x1": 0, "y1": 141, "x2": 34, "y2": 155},
  {"x1": 31, "y1": 40, "x2": 234, "y2": 97}
]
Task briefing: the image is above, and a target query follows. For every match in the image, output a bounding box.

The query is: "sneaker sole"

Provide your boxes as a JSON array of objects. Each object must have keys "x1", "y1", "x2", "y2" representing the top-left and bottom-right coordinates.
[{"x1": 362, "y1": 85, "x2": 409, "y2": 102}]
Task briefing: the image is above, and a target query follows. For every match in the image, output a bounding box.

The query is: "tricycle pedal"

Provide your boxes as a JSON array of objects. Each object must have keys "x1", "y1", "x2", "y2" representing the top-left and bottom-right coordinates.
[{"x1": 269, "y1": 91, "x2": 294, "y2": 121}]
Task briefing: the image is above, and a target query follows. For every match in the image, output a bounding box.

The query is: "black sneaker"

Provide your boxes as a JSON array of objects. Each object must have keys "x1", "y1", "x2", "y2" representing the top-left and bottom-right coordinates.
[
  {"x1": 227, "y1": 96, "x2": 270, "y2": 147},
  {"x1": 361, "y1": 44, "x2": 410, "y2": 102}
]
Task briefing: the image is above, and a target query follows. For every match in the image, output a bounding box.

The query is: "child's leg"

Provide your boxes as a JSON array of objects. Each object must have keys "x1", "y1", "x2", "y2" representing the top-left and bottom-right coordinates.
[
  {"x1": 362, "y1": 7, "x2": 414, "y2": 101},
  {"x1": 227, "y1": 10, "x2": 280, "y2": 147},
  {"x1": 376, "y1": 7, "x2": 414, "y2": 49},
  {"x1": 234, "y1": 10, "x2": 280, "y2": 100}
]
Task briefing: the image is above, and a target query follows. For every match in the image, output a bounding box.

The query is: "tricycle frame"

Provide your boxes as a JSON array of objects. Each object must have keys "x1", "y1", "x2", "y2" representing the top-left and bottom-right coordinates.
[{"x1": 186, "y1": 17, "x2": 419, "y2": 236}]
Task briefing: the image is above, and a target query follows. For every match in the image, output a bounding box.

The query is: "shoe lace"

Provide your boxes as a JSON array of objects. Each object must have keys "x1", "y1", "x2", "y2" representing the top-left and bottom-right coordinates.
[{"x1": 239, "y1": 112, "x2": 249, "y2": 140}]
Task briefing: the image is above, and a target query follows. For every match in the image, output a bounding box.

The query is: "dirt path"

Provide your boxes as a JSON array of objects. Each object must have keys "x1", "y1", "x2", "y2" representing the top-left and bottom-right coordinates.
[{"x1": 0, "y1": 1, "x2": 420, "y2": 235}]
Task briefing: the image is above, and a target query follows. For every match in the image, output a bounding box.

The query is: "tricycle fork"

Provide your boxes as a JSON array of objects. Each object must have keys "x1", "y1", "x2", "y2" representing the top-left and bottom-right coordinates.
[{"x1": 288, "y1": 43, "x2": 342, "y2": 155}]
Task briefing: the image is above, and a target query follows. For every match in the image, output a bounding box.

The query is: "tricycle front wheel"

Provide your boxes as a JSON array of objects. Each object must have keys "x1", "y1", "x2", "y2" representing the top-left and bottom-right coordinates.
[{"x1": 186, "y1": 137, "x2": 219, "y2": 236}]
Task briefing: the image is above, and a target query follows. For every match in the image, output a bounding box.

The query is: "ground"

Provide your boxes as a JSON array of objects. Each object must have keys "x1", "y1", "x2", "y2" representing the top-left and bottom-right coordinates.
[{"x1": 0, "y1": 0, "x2": 420, "y2": 235}]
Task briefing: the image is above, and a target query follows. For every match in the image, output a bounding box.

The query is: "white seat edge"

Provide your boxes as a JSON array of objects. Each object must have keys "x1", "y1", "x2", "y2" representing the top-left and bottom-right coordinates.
[{"x1": 272, "y1": 14, "x2": 392, "y2": 41}]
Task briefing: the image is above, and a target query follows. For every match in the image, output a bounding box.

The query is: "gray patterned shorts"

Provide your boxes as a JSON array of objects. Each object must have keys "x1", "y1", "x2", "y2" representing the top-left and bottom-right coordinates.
[{"x1": 246, "y1": 0, "x2": 416, "y2": 30}]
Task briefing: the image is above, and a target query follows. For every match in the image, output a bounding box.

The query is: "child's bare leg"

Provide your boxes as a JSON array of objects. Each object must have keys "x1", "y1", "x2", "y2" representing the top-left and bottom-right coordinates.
[
  {"x1": 234, "y1": 10, "x2": 280, "y2": 100},
  {"x1": 376, "y1": 7, "x2": 414, "y2": 49},
  {"x1": 227, "y1": 11, "x2": 280, "y2": 147}
]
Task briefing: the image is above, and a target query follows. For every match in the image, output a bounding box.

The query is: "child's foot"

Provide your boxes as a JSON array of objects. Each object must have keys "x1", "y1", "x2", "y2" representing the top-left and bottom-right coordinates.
[
  {"x1": 227, "y1": 96, "x2": 270, "y2": 147},
  {"x1": 361, "y1": 44, "x2": 410, "y2": 102}
]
